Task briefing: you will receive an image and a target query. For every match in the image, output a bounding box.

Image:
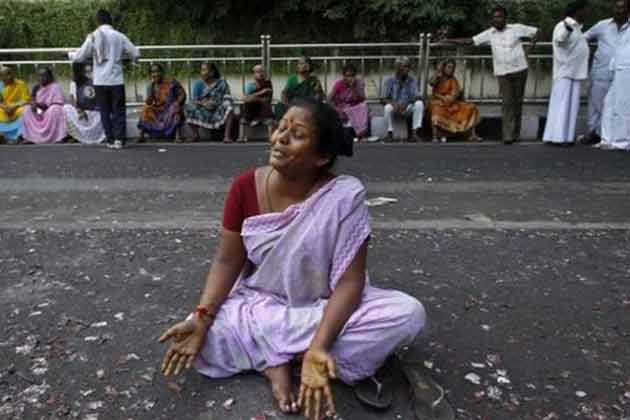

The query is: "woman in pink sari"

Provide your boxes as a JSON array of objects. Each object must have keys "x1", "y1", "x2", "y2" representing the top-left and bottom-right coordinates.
[
  {"x1": 22, "y1": 67, "x2": 67, "y2": 144},
  {"x1": 328, "y1": 63, "x2": 369, "y2": 140},
  {"x1": 159, "y1": 99, "x2": 432, "y2": 419}
]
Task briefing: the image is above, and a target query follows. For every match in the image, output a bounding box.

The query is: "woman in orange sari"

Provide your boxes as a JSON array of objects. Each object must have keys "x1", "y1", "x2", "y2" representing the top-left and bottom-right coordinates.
[
  {"x1": 429, "y1": 60, "x2": 481, "y2": 143},
  {"x1": 138, "y1": 63, "x2": 186, "y2": 142}
]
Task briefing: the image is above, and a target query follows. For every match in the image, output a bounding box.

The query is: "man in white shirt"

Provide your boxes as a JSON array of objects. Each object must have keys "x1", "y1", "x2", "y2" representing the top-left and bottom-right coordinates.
[
  {"x1": 69, "y1": 10, "x2": 140, "y2": 149},
  {"x1": 543, "y1": 1, "x2": 591, "y2": 145},
  {"x1": 449, "y1": 6, "x2": 539, "y2": 144},
  {"x1": 580, "y1": 0, "x2": 630, "y2": 144},
  {"x1": 599, "y1": 19, "x2": 630, "y2": 150}
]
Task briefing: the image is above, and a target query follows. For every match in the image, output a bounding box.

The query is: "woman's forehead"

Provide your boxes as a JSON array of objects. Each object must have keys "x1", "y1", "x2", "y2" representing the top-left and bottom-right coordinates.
[{"x1": 284, "y1": 107, "x2": 312, "y2": 126}]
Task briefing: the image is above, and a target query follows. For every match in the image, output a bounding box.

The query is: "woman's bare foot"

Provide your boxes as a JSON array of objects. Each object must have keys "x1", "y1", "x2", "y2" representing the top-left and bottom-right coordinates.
[{"x1": 264, "y1": 364, "x2": 298, "y2": 414}]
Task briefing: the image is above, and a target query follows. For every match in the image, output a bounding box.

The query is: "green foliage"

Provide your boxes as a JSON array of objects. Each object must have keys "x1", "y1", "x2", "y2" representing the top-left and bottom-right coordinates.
[{"x1": 0, "y1": 0, "x2": 618, "y2": 49}]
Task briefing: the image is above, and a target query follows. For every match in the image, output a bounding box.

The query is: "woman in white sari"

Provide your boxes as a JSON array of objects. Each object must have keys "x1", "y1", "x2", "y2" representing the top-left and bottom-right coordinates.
[{"x1": 63, "y1": 63, "x2": 105, "y2": 144}]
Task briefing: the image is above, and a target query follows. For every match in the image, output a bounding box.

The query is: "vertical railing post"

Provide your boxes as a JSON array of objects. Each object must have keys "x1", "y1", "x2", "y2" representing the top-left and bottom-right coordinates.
[
  {"x1": 417, "y1": 33, "x2": 425, "y2": 98},
  {"x1": 261, "y1": 34, "x2": 272, "y2": 78},
  {"x1": 422, "y1": 34, "x2": 432, "y2": 100}
]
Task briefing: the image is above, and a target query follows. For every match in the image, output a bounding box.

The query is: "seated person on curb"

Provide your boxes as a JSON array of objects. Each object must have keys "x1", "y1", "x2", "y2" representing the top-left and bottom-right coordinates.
[
  {"x1": 159, "y1": 99, "x2": 432, "y2": 420},
  {"x1": 138, "y1": 63, "x2": 187, "y2": 143},
  {"x1": 21, "y1": 67, "x2": 67, "y2": 145},
  {"x1": 184, "y1": 62, "x2": 235, "y2": 143},
  {"x1": 63, "y1": 63, "x2": 106, "y2": 144},
  {"x1": 328, "y1": 63, "x2": 370, "y2": 142},
  {"x1": 0, "y1": 66, "x2": 30, "y2": 144},
  {"x1": 428, "y1": 60, "x2": 481, "y2": 143},
  {"x1": 238, "y1": 64, "x2": 274, "y2": 143},
  {"x1": 382, "y1": 56, "x2": 424, "y2": 142},
  {"x1": 276, "y1": 56, "x2": 325, "y2": 120}
]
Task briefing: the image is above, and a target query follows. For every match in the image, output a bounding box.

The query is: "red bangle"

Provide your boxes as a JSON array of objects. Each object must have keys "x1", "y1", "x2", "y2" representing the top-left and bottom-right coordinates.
[{"x1": 195, "y1": 306, "x2": 215, "y2": 321}]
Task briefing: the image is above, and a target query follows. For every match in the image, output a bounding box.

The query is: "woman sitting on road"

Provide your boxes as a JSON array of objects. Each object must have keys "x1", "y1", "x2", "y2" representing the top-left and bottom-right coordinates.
[
  {"x1": 64, "y1": 62, "x2": 106, "y2": 144},
  {"x1": 429, "y1": 60, "x2": 481, "y2": 143},
  {"x1": 328, "y1": 63, "x2": 369, "y2": 141},
  {"x1": 159, "y1": 99, "x2": 429, "y2": 419},
  {"x1": 184, "y1": 62, "x2": 235, "y2": 143},
  {"x1": 138, "y1": 63, "x2": 187, "y2": 142},
  {"x1": 21, "y1": 67, "x2": 67, "y2": 144}
]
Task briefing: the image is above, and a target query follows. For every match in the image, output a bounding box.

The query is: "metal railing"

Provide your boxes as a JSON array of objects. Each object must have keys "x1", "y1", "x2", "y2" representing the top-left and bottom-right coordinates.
[{"x1": 0, "y1": 34, "x2": 557, "y2": 107}]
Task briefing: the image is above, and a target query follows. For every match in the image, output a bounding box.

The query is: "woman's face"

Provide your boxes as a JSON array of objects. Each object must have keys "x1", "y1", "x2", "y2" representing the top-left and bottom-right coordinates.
[
  {"x1": 269, "y1": 106, "x2": 329, "y2": 174},
  {"x1": 443, "y1": 63, "x2": 455, "y2": 77},
  {"x1": 150, "y1": 65, "x2": 163, "y2": 84},
  {"x1": 297, "y1": 59, "x2": 310, "y2": 74},
  {"x1": 38, "y1": 69, "x2": 52, "y2": 86},
  {"x1": 200, "y1": 64, "x2": 210, "y2": 79},
  {"x1": 343, "y1": 71, "x2": 356, "y2": 85}
]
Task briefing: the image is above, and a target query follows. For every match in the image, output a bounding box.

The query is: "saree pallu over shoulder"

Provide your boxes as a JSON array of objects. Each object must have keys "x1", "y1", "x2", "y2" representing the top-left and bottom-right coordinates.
[
  {"x1": 241, "y1": 175, "x2": 371, "y2": 305},
  {"x1": 430, "y1": 78, "x2": 480, "y2": 134}
]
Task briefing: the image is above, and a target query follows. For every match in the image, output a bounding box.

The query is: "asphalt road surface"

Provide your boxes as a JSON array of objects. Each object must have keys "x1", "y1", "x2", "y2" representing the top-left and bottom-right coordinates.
[{"x1": 1, "y1": 142, "x2": 629, "y2": 420}]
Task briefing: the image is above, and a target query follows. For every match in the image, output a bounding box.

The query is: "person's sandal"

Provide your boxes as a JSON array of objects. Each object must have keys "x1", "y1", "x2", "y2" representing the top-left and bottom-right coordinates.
[
  {"x1": 397, "y1": 356, "x2": 454, "y2": 420},
  {"x1": 353, "y1": 376, "x2": 393, "y2": 409}
]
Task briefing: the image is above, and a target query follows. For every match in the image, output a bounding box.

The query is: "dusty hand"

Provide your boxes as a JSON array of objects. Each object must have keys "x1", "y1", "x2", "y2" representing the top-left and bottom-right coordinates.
[
  {"x1": 158, "y1": 317, "x2": 209, "y2": 377},
  {"x1": 298, "y1": 349, "x2": 337, "y2": 420}
]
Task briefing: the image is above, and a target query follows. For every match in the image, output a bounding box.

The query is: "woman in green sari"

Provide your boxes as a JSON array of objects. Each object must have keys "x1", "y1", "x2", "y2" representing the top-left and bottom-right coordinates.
[{"x1": 276, "y1": 56, "x2": 325, "y2": 119}]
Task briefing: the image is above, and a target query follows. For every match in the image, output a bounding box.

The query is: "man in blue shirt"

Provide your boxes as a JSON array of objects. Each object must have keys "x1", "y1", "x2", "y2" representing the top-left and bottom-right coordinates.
[{"x1": 382, "y1": 56, "x2": 424, "y2": 142}]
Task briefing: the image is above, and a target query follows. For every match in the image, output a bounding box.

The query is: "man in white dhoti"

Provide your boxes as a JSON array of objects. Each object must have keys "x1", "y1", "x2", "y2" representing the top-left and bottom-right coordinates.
[
  {"x1": 599, "y1": 21, "x2": 630, "y2": 151},
  {"x1": 580, "y1": 0, "x2": 630, "y2": 144},
  {"x1": 543, "y1": 1, "x2": 590, "y2": 145}
]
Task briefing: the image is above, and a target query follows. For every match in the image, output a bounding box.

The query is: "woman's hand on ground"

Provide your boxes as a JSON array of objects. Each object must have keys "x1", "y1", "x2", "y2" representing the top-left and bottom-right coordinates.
[
  {"x1": 158, "y1": 317, "x2": 210, "y2": 377},
  {"x1": 298, "y1": 349, "x2": 337, "y2": 420}
]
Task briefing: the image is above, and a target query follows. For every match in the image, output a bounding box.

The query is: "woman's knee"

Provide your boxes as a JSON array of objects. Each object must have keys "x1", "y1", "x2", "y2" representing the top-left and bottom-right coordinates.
[{"x1": 397, "y1": 293, "x2": 426, "y2": 339}]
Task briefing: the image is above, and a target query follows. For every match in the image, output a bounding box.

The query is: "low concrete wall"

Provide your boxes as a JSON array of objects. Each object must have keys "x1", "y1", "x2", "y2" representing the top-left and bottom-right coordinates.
[{"x1": 125, "y1": 102, "x2": 589, "y2": 141}]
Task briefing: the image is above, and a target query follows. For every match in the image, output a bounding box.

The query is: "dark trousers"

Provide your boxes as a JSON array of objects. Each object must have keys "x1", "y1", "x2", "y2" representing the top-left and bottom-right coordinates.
[
  {"x1": 497, "y1": 69, "x2": 528, "y2": 142},
  {"x1": 95, "y1": 85, "x2": 126, "y2": 143}
]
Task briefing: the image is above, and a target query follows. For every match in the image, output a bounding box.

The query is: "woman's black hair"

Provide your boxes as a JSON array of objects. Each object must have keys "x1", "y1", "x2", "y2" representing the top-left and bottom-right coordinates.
[
  {"x1": 149, "y1": 62, "x2": 165, "y2": 75},
  {"x1": 441, "y1": 59, "x2": 457, "y2": 77},
  {"x1": 342, "y1": 63, "x2": 357, "y2": 75},
  {"x1": 203, "y1": 62, "x2": 221, "y2": 79},
  {"x1": 38, "y1": 67, "x2": 54, "y2": 82},
  {"x1": 290, "y1": 97, "x2": 353, "y2": 169}
]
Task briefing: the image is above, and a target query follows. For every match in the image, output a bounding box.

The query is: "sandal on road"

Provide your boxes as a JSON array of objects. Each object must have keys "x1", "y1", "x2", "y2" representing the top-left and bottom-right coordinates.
[
  {"x1": 398, "y1": 358, "x2": 454, "y2": 420},
  {"x1": 353, "y1": 376, "x2": 393, "y2": 409}
]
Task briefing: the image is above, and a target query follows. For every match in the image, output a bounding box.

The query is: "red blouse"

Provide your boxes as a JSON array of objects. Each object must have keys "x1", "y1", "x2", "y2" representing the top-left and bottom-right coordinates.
[{"x1": 223, "y1": 169, "x2": 261, "y2": 232}]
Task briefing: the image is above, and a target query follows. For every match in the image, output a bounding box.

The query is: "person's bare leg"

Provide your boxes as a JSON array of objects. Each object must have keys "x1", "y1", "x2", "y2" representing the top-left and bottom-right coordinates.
[
  {"x1": 469, "y1": 127, "x2": 482, "y2": 142},
  {"x1": 175, "y1": 127, "x2": 183, "y2": 143},
  {"x1": 263, "y1": 363, "x2": 298, "y2": 414},
  {"x1": 431, "y1": 121, "x2": 439, "y2": 143},
  {"x1": 237, "y1": 121, "x2": 246, "y2": 142},
  {"x1": 223, "y1": 112, "x2": 235, "y2": 143},
  {"x1": 188, "y1": 124, "x2": 200, "y2": 143}
]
